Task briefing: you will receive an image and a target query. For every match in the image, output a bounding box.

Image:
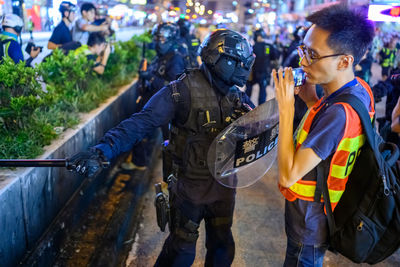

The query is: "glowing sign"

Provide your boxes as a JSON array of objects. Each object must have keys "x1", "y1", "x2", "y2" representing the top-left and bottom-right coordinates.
[
  {"x1": 388, "y1": 7, "x2": 400, "y2": 17},
  {"x1": 368, "y1": 4, "x2": 400, "y2": 22}
]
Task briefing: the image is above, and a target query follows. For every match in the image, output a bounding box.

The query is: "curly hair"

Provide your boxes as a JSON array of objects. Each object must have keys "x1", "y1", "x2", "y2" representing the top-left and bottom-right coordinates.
[{"x1": 306, "y1": 4, "x2": 375, "y2": 65}]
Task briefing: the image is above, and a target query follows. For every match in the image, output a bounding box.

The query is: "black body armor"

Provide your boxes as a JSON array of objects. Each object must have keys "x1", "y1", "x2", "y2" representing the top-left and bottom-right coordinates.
[{"x1": 164, "y1": 69, "x2": 243, "y2": 181}]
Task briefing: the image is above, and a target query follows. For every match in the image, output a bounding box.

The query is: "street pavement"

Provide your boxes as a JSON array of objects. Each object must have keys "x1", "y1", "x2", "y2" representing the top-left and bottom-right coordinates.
[{"x1": 123, "y1": 63, "x2": 400, "y2": 266}]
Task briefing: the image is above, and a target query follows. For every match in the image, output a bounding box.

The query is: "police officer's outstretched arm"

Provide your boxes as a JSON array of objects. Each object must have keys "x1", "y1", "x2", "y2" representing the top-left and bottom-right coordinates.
[{"x1": 67, "y1": 85, "x2": 179, "y2": 177}]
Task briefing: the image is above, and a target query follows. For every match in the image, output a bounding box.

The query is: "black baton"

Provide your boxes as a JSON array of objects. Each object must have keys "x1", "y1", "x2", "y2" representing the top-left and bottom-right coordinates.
[{"x1": 0, "y1": 159, "x2": 110, "y2": 168}]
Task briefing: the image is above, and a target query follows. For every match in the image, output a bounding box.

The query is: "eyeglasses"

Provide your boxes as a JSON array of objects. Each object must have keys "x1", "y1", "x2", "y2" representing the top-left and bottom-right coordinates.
[{"x1": 297, "y1": 45, "x2": 344, "y2": 65}]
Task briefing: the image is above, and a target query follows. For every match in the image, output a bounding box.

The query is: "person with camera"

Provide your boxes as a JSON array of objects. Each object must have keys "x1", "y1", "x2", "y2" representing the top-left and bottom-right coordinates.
[
  {"x1": 74, "y1": 32, "x2": 110, "y2": 75},
  {"x1": 273, "y1": 5, "x2": 374, "y2": 266},
  {"x1": 72, "y1": 2, "x2": 109, "y2": 46},
  {"x1": 47, "y1": 1, "x2": 77, "y2": 50},
  {"x1": 0, "y1": 14, "x2": 40, "y2": 67},
  {"x1": 67, "y1": 29, "x2": 255, "y2": 266}
]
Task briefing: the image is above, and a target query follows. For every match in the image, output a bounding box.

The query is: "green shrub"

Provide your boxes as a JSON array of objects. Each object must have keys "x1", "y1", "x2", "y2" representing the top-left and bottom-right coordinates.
[
  {"x1": 0, "y1": 32, "x2": 153, "y2": 160},
  {"x1": 0, "y1": 57, "x2": 44, "y2": 130}
]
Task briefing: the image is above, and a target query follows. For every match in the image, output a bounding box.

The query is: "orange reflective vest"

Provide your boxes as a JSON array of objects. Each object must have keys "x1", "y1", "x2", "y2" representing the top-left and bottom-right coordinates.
[{"x1": 279, "y1": 78, "x2": 375, "y2": 211}]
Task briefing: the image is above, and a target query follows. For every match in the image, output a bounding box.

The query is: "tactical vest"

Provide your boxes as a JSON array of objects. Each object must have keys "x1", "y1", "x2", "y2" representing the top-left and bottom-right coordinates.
[
  {"x1": 279, "y1": 78, "x2": 375, "y2": 211},
  {"x1": 166, "y1": 70, "x2": 241, "y2": 180},
  {"x1": 0, "y1": 34, "x2": 19, "y2": 61},
  {"x1": 381, "y1": 48, "x2": 396, "y2": 68}
]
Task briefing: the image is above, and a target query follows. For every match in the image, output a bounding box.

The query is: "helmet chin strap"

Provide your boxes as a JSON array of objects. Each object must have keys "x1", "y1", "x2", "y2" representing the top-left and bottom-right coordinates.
[
  {"x1": 63, "y1": 11, "x2": 72, "y2": 23},
  {"x1": 67, "y1": 12, "x2": 72, "y2": 23}
]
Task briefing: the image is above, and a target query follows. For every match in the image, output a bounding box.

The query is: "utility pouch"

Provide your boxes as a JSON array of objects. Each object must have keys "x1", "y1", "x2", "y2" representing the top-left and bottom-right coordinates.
[{"x1": 154, "y1": 182, "x2": 170, "y2": 232}]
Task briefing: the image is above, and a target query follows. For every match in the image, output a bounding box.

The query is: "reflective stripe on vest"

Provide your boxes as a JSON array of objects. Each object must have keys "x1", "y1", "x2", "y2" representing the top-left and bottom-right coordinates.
[
  {"x1": 382, "y1": 48, "x2": 396, "y2": 68},
  {"x1": 0, "y1": 34, "x2": 18, "y2": 59},
  {"x1": 280, "y1": 77, "x2": 375, "y2": 211}
]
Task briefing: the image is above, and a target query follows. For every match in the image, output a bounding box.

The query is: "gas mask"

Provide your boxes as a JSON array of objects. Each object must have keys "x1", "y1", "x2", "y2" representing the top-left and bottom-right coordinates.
[
  {"x1": 212, "y1": 55, "x2": 254, "y2": 87},
  {"x1": 155, "y1": 40, "x2": 173, "y2": 55}
]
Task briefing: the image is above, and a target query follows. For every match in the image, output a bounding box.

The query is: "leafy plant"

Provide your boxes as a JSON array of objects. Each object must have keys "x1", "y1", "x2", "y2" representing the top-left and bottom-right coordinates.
[
  {"x1": 1, "y1": 32, "x2": 151, "y2": 159},
  {"x1": 0, "y1": 57, "x2": 44, "y2": 130}
]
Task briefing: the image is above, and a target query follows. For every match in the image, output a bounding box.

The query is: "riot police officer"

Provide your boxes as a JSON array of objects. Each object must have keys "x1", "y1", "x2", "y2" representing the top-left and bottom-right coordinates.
[
  {"x1": 67, "y1": 29, "x2": 255, "y2": 266},
  {"x1": 122, "y1": 22, "x2": 186, "y2": 170},
  {"x1": 246, "y1": 28, "x2": 278, "y2": 105},
  {"x1": 177, "y1": 18, "x2": 201, "y2": 68},
  {"x1": 139, "y1": 22, "x2": 186, "y2": 105}
]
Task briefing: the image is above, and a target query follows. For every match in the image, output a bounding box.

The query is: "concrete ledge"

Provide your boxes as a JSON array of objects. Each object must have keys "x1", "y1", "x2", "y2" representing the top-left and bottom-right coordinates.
[{"x1": 0, "y1": 79, "x2": 139, "y2": 267}]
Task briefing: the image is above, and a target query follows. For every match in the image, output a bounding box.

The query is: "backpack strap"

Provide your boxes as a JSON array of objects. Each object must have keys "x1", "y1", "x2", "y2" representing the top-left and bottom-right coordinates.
[
  {"x1": 170, "y1": 80, "x2": 180, "y2": 103},
  {"x1": 318, "y1": 160, "x2": 336, "y2": 237}
]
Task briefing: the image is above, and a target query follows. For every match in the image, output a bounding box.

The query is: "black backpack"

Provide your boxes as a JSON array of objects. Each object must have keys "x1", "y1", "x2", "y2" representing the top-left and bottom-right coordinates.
[{"x1": 315, "y1": 94, "x2": 400, "y2": 264}]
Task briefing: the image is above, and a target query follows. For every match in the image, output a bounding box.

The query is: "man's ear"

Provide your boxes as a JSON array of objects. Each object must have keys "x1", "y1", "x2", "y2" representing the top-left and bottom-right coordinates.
[{"x1": 338, "y1": 55, "x2": 354, "y2": 70}]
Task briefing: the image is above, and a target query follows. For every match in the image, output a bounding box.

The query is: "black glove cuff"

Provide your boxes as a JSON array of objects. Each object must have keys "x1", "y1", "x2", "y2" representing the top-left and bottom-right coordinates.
[{"x1": 89, "y1": 147, "x2": 109, "y2": 168}]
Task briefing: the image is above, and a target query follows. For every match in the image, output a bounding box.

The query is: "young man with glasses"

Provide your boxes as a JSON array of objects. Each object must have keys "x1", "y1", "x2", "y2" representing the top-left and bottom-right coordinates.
[{"x1": 272, "y1": 5, "x2": 375, "y2": 266}]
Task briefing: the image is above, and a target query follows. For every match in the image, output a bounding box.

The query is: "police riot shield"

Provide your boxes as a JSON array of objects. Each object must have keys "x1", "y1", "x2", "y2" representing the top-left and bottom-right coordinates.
[{"x1": 207, "y1": 99, "x2": 279, "y2": 188}]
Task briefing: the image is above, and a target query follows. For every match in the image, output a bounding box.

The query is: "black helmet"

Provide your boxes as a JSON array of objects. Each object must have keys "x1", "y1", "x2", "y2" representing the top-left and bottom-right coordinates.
[
  {"x1": 152, "y1": 22, "x2": 180, "y2": 55},
  {"x1": 200, "y1": 29, "x2": 255, "y2": 87},
  {"x1": 59, "y1": 1, "x2": 76, "y2": 16},
  {"x1": 177, "y1": 18, "x2": 191, "y2": 37},
  {"x1": 253, "y1": 28, "x2": 267, "y2": 42}
]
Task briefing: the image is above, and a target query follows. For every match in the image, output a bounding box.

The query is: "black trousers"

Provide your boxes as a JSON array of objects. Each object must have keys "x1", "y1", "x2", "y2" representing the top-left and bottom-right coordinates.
[
  {"x1": 246, "y1": 76, "x2": 269, "y2": 105},
  {"x1": 154, "y1": 193, "x2": 235, "y2": 267}
]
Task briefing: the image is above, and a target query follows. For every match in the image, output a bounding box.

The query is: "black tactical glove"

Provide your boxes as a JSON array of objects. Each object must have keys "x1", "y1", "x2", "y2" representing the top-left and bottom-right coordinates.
[{"x1": 66, "y1": 148, "x2": 109, "y2": 177}]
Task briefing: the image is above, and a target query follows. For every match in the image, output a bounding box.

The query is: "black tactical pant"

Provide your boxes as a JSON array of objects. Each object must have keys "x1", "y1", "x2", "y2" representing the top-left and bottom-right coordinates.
[
  {"x1": 246, "y1": 76, "x2": 269, "y2": 105},
  {"x1": 154, "y1": 194, "x2": 235, "y2": 267}
]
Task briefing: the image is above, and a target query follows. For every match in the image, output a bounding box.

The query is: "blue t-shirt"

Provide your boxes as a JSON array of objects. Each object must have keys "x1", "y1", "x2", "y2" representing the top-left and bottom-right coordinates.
[
  {"x1": 49, "y1": 20, "x2": 72, "y2": 45},
  {"x1": 285, "y1": 78, "x2": 372, "y2": 245}
]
